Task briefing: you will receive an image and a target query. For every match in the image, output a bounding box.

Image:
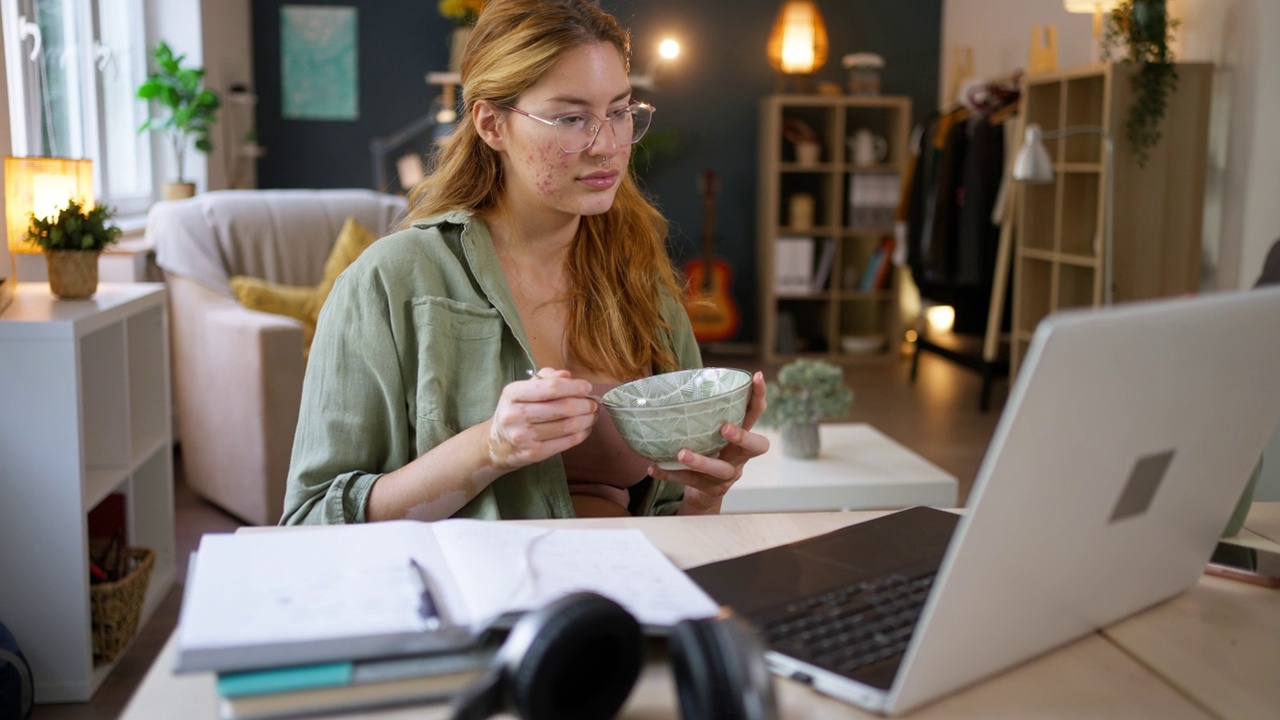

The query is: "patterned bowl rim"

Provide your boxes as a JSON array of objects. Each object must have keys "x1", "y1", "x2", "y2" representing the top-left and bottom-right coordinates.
[{"x1": 600, "y1": 367, "x2": 753, "y2": 411}]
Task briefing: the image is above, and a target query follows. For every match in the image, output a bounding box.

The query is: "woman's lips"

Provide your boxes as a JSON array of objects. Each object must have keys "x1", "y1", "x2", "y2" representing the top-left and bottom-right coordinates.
[{"x1": 579, "y1": 170, "x2": 619, "y2": 190}]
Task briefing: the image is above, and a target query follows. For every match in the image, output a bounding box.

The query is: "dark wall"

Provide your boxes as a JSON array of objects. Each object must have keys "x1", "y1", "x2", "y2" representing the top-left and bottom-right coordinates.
[{"x1": 251, "y1": 0, "x2": 941, "y2": 343}]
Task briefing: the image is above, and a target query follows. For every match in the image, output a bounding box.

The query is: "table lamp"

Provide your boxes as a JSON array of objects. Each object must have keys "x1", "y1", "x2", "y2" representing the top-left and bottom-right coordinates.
[
  {"x1": 5, "y1": 156, "x2": 94, "y2": 255},
  {"x1": 767, "y1": 0, "x2": 829, "y2": 92},
  {"x1": 1012, "y1": 122, "x2": 1115, "y2": 304}
]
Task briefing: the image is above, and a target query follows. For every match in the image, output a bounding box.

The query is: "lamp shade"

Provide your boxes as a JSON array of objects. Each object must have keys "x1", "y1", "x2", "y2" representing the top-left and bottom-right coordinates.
[
  {"x1": 767, "y1": 0, "x2": 829, "y2": 76},
  {"x1": 1011, "y1": 124, "x2": 1055, "y2": 184},
  {"x1": 5, "y1": 157, "x2": 94, "y2": 253}
]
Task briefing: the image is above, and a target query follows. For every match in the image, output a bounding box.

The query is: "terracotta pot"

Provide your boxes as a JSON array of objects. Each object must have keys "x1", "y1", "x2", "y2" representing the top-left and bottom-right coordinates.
[
  {"x1": 781, "y1": 422, "x2": 821, "y2": 459},
  {"x1": 162, "y1": 182, "x2": 196, "y2": 201},
  {"x1": 45, "y1": 250, "x2": 100, "y2": 299}
]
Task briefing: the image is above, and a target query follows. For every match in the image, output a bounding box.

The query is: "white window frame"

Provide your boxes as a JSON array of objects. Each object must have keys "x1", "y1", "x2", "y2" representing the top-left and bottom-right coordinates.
[{"x1": 2, "y1": 0, "x2": 154, "y2": 216}]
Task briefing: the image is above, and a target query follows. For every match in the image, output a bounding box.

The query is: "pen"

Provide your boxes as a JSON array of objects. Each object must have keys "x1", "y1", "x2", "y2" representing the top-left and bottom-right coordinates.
[{"x1": 408, "y1": 557, "x2": 443, "y2": 631}]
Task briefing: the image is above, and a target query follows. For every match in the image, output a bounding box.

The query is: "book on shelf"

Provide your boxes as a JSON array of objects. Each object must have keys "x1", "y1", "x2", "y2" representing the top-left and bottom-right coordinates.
[
  {"x1": 811, "y1": 239, "x2": 836, "y2": 292},
  {"x1": 871, "y1": 236, "x2": 896, "y2": 292},
  {"x1": 177, "y1": 520, "x2": 720, "y2": 674},
  {"x1": 847, "y1": 172, "x2": 901, "y2": 230},
  {"x1": 216, "y1": 648, "x2": 493, "y2": 720},
  {"x1": 774, "y1": 236, "x2": 815, "y2": 293},
  {"x1": 857, "y1": 237, "x2": 895, "y2": 293}
]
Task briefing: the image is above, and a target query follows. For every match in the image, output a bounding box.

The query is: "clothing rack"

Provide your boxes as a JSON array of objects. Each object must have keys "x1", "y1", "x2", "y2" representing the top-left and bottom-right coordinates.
[{"x1": 906, "y1": 80, "x2": 1020, "y2": 412}]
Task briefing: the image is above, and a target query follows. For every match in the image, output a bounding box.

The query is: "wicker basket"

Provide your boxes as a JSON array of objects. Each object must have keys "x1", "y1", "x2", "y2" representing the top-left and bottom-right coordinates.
[
  {"x1": 45, "y1": 249, "x2": 101, "y2": 299},
  {"x1": 90, "y1": 547, "x2": 155, "y2": 663}
]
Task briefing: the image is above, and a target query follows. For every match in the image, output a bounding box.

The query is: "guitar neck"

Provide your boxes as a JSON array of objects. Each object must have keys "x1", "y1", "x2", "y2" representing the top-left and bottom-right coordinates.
[{"x1": 698, "y1": 170, "x2": 718, "y2": 262}]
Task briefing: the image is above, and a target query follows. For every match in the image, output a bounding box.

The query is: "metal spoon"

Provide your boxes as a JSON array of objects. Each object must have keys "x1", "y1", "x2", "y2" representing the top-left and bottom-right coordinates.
[{"x1": 526, "y1": 368, "x2": 605, "y2": 406}]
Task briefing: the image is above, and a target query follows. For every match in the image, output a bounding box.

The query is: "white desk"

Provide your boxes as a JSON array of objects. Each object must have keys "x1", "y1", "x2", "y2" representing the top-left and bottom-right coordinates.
[
  {"x1": 721, "y1": 423, "x2": 959, "y2": 513},
  {"x1": 121, "y1": 507, "x2": 1280, "y2": 719}
]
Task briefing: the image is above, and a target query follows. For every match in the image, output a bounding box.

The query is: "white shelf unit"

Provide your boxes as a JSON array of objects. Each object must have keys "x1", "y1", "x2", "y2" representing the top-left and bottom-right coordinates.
[{"x1": 0, "y1": 283, "x2": 176, "y2": 702}]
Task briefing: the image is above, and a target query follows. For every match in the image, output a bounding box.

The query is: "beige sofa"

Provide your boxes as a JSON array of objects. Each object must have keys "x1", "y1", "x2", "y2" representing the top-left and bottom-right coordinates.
[{"x1": 150, "y1": 189, "x2": 407, "y2": 525}]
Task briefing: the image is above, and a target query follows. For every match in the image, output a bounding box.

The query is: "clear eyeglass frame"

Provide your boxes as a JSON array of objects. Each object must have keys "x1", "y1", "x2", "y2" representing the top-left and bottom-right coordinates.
[{"x1": 499, "y1": 102, "x2": 656, "y2": 154}]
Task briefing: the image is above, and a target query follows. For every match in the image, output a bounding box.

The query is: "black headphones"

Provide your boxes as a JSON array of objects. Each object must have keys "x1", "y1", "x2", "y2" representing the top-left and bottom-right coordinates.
[{"x1": 448, "y1": 592, "x2": 778, "y2": 720}]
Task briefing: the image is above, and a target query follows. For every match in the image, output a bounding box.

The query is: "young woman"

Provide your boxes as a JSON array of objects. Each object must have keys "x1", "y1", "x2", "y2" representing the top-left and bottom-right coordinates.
[{"x1": 281, "y1": 0, "x2": 768, "y2": 524}]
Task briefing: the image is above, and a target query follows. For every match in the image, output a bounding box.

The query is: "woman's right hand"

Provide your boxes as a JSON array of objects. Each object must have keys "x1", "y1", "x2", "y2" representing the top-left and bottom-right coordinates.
[{"x1": 486, "y1": 367, "x2": 599, "y2": 471}]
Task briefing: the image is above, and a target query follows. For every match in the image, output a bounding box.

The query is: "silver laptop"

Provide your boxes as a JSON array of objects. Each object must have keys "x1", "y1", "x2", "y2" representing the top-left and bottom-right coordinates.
[{"x1": 688, "y1": 286, "x2": 1280, "y2": 715}]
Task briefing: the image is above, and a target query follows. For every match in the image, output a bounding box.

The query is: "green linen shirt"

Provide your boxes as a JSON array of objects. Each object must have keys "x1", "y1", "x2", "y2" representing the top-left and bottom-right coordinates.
[{"x1": 280, "y1": 211, "x2": 699, "y2": 524}]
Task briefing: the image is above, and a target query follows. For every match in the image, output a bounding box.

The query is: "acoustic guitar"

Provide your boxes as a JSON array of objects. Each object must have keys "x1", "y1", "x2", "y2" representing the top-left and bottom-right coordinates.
[{"x1": 682, "y1": 170, "x2": 741, "y2": 342}]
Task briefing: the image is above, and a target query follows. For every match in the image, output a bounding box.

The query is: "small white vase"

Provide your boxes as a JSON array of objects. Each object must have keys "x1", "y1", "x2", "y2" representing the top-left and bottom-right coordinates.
[{"x1": 781, "y1": 423, "x2": 820, "y2": 459}]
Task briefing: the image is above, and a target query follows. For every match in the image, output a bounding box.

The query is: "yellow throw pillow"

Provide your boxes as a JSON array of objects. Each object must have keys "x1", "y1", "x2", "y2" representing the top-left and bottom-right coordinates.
[{"x1": 230, "y1": 216, "x2": 378, "y2": 357}]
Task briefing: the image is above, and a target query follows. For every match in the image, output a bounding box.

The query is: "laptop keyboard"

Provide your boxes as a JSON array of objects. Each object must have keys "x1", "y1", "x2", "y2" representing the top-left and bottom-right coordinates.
[{"x1": 750, "y1": 571, "x2": 937, "y2": 676}]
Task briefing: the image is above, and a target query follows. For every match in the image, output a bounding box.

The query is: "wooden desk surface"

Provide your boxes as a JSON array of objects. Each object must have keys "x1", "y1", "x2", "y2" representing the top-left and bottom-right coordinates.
[{"x1": 122, "y1": 507, "x2": 1280, "y2": 719}]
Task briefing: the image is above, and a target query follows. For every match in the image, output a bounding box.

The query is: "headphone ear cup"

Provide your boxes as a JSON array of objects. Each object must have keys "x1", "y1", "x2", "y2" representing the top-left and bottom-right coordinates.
[
  {"x1": 506, "y1": 592, "x2": 644, "y2": 720},
  {"x1": 668, "y1": 615, "x2": 778, "y2": 720}
]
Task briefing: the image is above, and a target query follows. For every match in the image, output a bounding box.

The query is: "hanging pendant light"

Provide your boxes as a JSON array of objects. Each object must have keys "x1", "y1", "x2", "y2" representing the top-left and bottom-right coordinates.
[{"x1": 767, "y1": 0, "x2": 829, "y2": 89}]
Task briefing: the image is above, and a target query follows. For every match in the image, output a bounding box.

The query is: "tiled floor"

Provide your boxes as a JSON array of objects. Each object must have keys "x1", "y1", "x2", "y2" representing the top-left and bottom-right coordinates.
[{"x1": 31, "y1": 344, "x2": 1007, "y2": 719}]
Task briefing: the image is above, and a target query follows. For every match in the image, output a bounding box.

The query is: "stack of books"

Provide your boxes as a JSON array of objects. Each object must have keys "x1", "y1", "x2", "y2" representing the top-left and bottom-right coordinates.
[
  {"x1": 216, "y1": 648, "x2": 493, "y2": 720},
  {"x1": 178, "y1": 520, "x2": 723, "y2": 719}
]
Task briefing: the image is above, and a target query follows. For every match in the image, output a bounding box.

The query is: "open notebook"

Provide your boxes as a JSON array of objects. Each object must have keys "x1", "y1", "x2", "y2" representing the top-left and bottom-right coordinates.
[{"x1": 176, "y1": 520, "x2": 719, "y2": 674}]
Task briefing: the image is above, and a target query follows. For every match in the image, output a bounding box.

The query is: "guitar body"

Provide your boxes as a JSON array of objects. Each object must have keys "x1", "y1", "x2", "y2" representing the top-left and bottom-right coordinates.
[
  {"x1": 683, "y1": 169, "x2": 742, "y2": 343},
  {"x1": 683, "y1": 257, "x2": 740, "y2": 342}
]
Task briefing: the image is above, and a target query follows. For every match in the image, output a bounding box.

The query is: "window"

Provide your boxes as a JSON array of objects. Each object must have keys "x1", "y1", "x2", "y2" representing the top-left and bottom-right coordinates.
[{"x1": 2, "y1": 0, "x2": 153, "y2": 215}]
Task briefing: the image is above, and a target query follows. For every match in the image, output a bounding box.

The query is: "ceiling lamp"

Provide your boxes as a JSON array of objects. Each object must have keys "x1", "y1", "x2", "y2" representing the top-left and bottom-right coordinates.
[{"x1": 767, "y1": 0, "x2": 829, "y2": 90}]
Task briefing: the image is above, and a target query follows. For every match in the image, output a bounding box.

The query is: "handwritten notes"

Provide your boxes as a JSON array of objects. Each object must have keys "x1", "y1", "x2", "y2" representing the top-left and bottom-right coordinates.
[{"x1": 176, "y1": 520, "x2": 719, "y2": 673}]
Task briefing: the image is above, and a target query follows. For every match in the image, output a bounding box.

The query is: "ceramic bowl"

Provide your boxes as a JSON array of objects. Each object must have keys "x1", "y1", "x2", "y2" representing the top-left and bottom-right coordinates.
[
  {"x1": 601, "y1": 368, "x2": 753, "y2": 470},
  {"x1": 840, "y1": 333, "x2": 886, "y2": 355}
]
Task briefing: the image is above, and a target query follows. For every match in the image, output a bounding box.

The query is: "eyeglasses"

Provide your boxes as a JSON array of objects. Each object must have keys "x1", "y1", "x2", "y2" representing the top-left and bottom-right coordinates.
[{"x1": 499, "y1": 102, "x2": 655, "y2": 154}]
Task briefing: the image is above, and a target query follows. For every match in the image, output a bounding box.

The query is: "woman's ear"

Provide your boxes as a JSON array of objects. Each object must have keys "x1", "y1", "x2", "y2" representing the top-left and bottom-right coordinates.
[{"x1": 474, "y1": 101, "x2": 505, "y2": 151}]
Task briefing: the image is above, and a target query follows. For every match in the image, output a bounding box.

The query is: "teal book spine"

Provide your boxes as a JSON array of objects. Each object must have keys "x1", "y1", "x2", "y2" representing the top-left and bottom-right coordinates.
[{"x1": 217, "y1": 662, "x2": 354, "y2": 698}]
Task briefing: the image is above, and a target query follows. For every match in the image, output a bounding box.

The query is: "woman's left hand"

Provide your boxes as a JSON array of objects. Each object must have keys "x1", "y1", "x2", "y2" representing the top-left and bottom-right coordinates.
[{"x1": 648, "y1": 371, "x2": 771, "y2": 514}]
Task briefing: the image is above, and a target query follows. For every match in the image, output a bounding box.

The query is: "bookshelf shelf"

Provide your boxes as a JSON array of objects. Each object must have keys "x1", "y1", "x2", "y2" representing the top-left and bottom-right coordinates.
[
  {"x1": 758, "y1": 94, "x2": 911, "y2": 363},
  {"x1": 1011, "y1": 62, "x2": 1214, "y2": 374}
]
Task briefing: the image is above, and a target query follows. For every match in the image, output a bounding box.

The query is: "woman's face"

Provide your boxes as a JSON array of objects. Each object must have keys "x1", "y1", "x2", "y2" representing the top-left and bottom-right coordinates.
[{"x1": 494, "y1": 42, "x2": 633, "y2": 221}]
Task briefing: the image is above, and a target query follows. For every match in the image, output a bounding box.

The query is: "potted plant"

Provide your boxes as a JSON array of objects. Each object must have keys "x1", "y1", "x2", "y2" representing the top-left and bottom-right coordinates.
[
  {"x1": 137, "y1": 40, "x2": 220, "y2": 199},
  {"x1": 1103, "y1": 0, "x2": 1180, "y2": 167},
  {"x1": 758, "y1": 359, "x2": 854, "y2": 458},
  {"x1": 25, "y1": 200, "x2": 122, "y2": 299}
]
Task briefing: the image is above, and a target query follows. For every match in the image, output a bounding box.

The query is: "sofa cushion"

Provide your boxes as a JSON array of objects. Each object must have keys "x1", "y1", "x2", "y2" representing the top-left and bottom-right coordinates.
[{"x1": 230, "y1": 216, "x2": 377, "y2": 356}]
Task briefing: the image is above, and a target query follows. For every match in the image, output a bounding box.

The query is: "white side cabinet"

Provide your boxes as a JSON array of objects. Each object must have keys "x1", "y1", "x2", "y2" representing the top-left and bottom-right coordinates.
[{"x1": 0, "y1": 283, "x2": 176, "y2": 702}]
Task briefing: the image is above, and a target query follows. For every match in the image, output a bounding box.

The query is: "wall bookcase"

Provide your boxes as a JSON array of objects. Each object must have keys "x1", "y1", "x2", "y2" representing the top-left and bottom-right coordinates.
[
  {"x1": 1010, "y1": 62, "x2": 1213, "y2": 374},
  {"x1": 0, "y1": 284, "x2": 175, "y2": 702},
  {"x1": 757, "y1": 94, "x2": 912, "y2": 364}
]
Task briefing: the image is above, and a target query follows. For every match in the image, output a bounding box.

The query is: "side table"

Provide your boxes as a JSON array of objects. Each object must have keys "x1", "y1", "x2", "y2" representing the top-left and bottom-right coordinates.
[{"x1": 721, "y1": 423, "x2": 959, "y2": 513}]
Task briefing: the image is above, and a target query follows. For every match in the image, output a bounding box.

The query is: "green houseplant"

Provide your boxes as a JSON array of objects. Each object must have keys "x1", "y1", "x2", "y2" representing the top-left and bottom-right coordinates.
[
  {"x1": 137, "y1": 40, "x2": 220, "y2": 199},
  {"x1": 1103, "y1": 0, "x2": 1180, "y2": 167},
  {"x1": 25, "y1": 200, "x2": 122, "y2": 299},
  {"x1": 759, "y1": 359, "x2": 854, "y2": 458}
]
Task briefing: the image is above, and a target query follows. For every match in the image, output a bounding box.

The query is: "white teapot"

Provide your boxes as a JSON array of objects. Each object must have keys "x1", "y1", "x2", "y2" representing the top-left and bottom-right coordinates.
[{"x1": 848, "y1": 128, "x2": 888, "y2": 167}]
